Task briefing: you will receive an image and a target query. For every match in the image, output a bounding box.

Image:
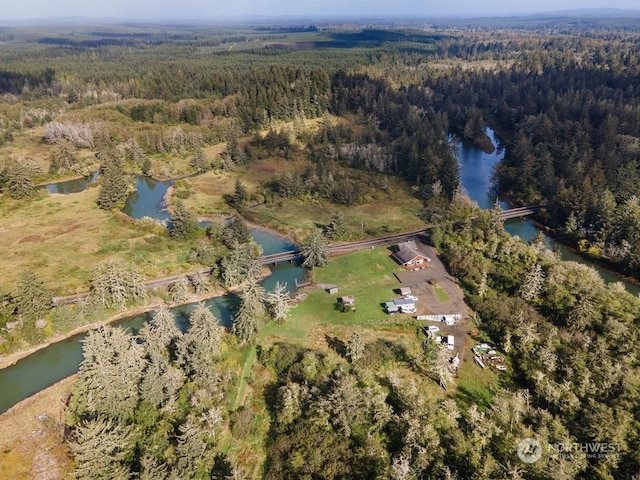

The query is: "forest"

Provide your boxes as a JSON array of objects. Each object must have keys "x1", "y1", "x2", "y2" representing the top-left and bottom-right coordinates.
[{"x1": 1, "y1": 13, "x2": 640, "y2": 480}]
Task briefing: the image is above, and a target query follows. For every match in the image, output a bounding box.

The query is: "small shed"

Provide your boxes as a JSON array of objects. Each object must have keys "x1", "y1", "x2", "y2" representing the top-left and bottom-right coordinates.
[
  {"x1": 385, "y1": 301, "x2": 399, "y2": 314},
  {"x1": 399, "y1": 287, "x2": 412, "y2": 297},
  {"x1": 339, "y1": 295, "x2": 355, "y2": 306},
  {"x1": 326, "y1": 285, "x2": 339, "y2": 295},
  {"x1": 393, "y1": 298, "x2": 415, "y2": 310}
]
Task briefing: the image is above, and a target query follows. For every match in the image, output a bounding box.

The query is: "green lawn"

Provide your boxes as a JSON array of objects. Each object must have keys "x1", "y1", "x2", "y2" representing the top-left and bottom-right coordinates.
[
  {"x1": 455, "y1": 357, "x2": 500, "y2": 409},
  {"x1": 267, "y1": 247, "x2": 410, "y2": 336},
  {"x1": 434, "y1": 286, "x2": 450, "y2": 302}
]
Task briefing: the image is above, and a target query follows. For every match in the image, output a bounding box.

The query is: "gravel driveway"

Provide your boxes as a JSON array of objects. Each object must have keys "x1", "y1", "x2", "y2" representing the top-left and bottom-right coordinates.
[{"x1": 392, "y1": 241, "x2": 473, "y2": 358}]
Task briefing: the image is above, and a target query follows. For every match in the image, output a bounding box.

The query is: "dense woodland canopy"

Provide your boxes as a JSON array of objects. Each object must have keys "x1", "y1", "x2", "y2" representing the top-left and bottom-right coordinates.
[{"x1": 2, "y1": 16, "x2": 640, "y2": 479}]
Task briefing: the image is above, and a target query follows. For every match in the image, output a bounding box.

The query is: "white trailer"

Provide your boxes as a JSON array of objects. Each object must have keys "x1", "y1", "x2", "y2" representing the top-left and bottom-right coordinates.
[{"x1": 447, "y1": 335, "x2": 455, "y2": 350}]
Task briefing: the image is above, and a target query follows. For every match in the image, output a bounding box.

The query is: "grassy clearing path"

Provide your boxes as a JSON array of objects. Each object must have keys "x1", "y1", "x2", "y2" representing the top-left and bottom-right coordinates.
[{"x1": 232, "y1": 346, "x2": 257, "y2": 411}]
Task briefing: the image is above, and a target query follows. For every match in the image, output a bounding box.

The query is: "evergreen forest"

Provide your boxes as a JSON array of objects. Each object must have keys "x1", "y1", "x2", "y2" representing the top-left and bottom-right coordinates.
[{"x1": 1, "y1": 13, "x2": 640, "y2": 480}]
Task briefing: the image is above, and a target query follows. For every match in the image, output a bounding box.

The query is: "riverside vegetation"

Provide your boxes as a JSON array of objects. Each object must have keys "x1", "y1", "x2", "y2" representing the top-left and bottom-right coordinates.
[{"x1": 2, "y1": 14, "x2": 640, "y2": 479}]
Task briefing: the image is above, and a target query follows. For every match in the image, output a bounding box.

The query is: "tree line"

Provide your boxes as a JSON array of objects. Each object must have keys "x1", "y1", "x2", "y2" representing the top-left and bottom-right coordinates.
[{"x1": 429, "y1": 198, "x2": 640, "y2": 479}]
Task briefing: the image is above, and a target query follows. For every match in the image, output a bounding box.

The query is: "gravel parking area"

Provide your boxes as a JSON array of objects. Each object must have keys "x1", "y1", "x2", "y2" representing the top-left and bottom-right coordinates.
[{"x1": 392, "y1": 240, "x2": 473, "y2": 358}]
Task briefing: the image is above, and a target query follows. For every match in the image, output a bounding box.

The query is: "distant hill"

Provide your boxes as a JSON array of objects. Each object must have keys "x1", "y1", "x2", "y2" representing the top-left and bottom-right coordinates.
[{"x1": 538, "y1": 8, "x2": 640, "y2": 17}]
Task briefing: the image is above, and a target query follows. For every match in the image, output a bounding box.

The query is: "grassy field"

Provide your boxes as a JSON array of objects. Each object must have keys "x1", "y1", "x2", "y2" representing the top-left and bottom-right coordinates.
[
  {"x1": 266, "y1": 247, "x2": 410, "y2": 336},
  {"x1": 246, "y1": 178, "x2": 425, "y2": 242},
  {"x1": 0, "y1": 376, "x2": 75, "y2": 479},
  {"x1": 231, "y1": 246, "x2": 497, "y2": 412},
  {"x1": 0, "y1": 186, "x2": 196, "y2": 295},
  {"x1": 0, "y1": 108, "x2": 423, "y2": 295},
  {"x1": 455, "y1": 357, "x2": 501, "y2": 408}
]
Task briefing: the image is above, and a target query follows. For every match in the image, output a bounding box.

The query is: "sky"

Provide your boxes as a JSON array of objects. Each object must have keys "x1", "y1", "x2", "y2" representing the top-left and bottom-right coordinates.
[{"x1": 3, "y1": 0, "x2": 640, "y2": 22}]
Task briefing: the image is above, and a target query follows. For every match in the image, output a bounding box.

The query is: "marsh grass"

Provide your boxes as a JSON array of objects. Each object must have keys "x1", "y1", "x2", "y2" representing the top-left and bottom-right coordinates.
[
  {"x1": 0, "y1": 187, "x2": 198, "y2": 294},
  {"x1": 246, "y1": 179, "x2": 424, "y2": 241}
]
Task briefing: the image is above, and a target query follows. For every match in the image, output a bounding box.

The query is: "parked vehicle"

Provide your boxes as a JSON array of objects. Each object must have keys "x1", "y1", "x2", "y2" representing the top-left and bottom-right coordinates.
[{"x1": 447, "y1": 335, "x2": 455, "y2": 350}]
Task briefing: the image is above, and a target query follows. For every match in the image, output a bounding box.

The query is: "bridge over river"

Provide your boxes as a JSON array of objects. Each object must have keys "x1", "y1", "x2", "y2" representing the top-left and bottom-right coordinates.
[
  {"x1": 260, "y1": 204, "x2": 542, "y2": 265},
  {"x1": 53, "y1": 205, "x2": 542, "y2": 304},
  {"x1": 497, "y1": 205, "x2": 542, "y2": 220}
]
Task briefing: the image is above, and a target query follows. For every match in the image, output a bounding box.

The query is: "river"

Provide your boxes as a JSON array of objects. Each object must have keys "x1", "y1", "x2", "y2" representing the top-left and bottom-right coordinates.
[
  {"x1": 0, "y1": 238, "x2": 304, "y2": 414},
  {"x1": 456, "y1": 128, "x2": 639, "y2": 294},
  {"x1": 3, "y1": 131, "x2": 635, "y2": 414},
  {"x1": 0, "y1": 178, "x2": 304, "y2": 414}
]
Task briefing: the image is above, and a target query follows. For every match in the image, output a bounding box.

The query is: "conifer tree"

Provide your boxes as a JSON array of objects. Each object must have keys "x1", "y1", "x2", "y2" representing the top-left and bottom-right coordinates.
[
  {"x1": 429, "y1": 345, "x2": 455, "y2": 390},
  {"x1": 223, "y1": 214, "x2": 252, "y2": 247},
  {"x1": 76, "y1": 326, "x2": 146, "y2": 420},
  {"x1": 96, "y1": 161, "x2": 130, "y2": 210},
  {"x1": 190, "y1": 149, "x2": 210, "y2": 173},
  {"x1": 88, "y1": 261, "x2": 147, "y2": 310},
  {"x1": 346, "y1": 331, "x2": 365, "y2": 364},
  {"x1": 519, "y1": 263, "x2": 545, "y2": 301},
  {"x1": 324, "y1": 211, "x2": 346, "y2": 240},
  {"x1": 231, "y1": 280, "x2": 266, "y2": 346},
  {"x1": 69, "y1": 415, "x2": 136, "y2": 480},
  {"x1": 49, "y1": 144, "x2": 81, "y2": 174},
  {"x1": 301, "y1": 228, "x2": 329, "y2": 268},
  {"x1": 228, "y1": 179, "x2": 249, "y2": 212},
  {"x1": 168, "y1": 277, "x2": 190, "y2": 304},
  {"x1": 265, "y1": 281, "x2": 291, "y2": 323},
  {"x1": 13, "y1": 270, "x2": 53, "y2": 319},
  {"x1": 189, "y1": 270, "x2": 210, "y2": 295},
  {"x1": 2, "y1": 158, "x2": 37, "y2": 199},
  {"x1": 219, "y1": 243, "x2": 262, "y2": 288},
  {"x1": 177, "y1": 303, "x2": 225, "y2": 389},
  {"x1": 169, "y1": 200, "x2": 199, "y2": 240},
  {"x1": 138, "y1": 303, "x2": 182, "y2": 357},
  {"x1": 139, "y1": 353, "x2": 184, "y2": 409}
]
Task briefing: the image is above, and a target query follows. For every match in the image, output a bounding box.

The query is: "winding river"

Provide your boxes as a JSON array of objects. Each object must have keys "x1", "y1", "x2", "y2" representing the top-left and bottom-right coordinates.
[
  {"x1": 2, "y1": 132, "x2": 637, "y2": 415},
  {"x1": 0, "y1": 177, "x2": 303, "y2": 414},
  {"x1": 456, "y1": 128, "x2": 639, "y2": 294}
]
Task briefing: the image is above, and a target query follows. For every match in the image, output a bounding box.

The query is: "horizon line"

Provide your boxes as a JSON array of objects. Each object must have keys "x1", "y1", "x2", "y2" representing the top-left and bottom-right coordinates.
[{"x1": 3, "y1": 8, "x2": 640, "y2": 27}]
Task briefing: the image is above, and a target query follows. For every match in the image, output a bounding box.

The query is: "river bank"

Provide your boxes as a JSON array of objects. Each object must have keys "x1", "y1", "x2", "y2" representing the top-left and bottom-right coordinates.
[
  {"x1": 0, "y1": 376, "x2": 75, "y2": 480},
  {"x1": 523, "y1": 215, "x2": 640, "y2": 289},
  {"x1": 457, "y1": 127, "x2": 640, "y2": 294},
  {"x1": 0, "y1": 288, "x2": 231, "y2": 371},
  {"x1": 0, "y1": 213, "x2": 295, "y2": 372}
]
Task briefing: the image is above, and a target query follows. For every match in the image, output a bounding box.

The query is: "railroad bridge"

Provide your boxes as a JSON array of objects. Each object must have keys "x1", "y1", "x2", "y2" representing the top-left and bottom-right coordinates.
[{"x1": 497, "y1": 205, "x2": 542, "y2": 220}]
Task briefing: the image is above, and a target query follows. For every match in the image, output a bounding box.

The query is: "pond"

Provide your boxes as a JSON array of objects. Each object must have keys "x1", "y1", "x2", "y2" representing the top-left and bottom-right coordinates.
[
  {"x1": 121, "y1": 176, "x2": 175, "y2": 221},
  {"x1": 44, "y1": 173, "x2": 174, "y2": 223},
  {"x1": 44, "y1": 171, "x2": 99, "y2": 194}
]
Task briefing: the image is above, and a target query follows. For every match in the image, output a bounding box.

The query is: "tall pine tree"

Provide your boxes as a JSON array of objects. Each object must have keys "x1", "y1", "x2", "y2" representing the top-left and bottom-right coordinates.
[{"x1": 169, "y1": 200, "x2": 199, "y2": 240}]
